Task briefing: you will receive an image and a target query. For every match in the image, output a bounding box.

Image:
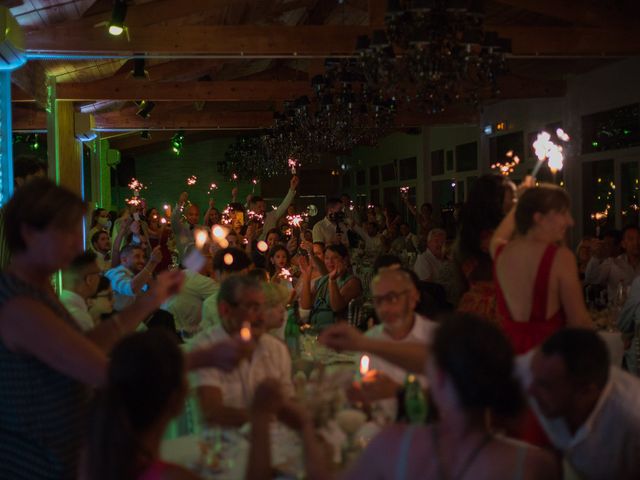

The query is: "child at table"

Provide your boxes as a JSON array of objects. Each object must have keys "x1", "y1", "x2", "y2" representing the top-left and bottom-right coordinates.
[{"x1": 82, "y1": 329, "x2": 245, "y2": 480}]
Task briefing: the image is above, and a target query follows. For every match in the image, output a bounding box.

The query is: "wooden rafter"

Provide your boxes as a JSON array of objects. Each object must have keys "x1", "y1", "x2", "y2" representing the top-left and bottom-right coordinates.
[
  {"x1": 25, "y1": 24, "x2": 640, "y2": 59},
  {"x1": 11, "y1": 74, "x2": 564, "y2": 102}
]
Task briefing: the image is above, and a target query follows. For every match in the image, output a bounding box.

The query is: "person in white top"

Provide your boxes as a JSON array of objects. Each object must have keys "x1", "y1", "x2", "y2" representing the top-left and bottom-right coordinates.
[
  {"x1": 413, "y1": 228, "x2": 446, "y2": 282},
  {"x1": 193, "y1": 275, "x2": 294, "y2": 427},
  {"x1": 90, "y1": 230, "x2": 112, "y2": 272},
  {"x1": 312, "y1": 198, "x2": 350, "y2": 247},
  {"x1": 520, "y1": 328, "x2": 640, "y2": 480},
  {"x1": 355, "y1": 269, "x2": 437, "y2": 420},
  {"x1": 351, "y1": 220, "x2": 383, "y2": 253},
  {"x1": 251, "y1": 175, "x2": 299, "y2": 241},
  {"x1": 60, "y1": 251, "x2": 102, "y2": 331},
  {"x1": 201, "y1": 247, "x2": 252, "y2": 331},
  {"x1": 162, "y1": 252, "x2": 218, "y2": 338},
  {"x1": 321, "y1": 324, "x2": 640, "y2": 480},
  {"x1": 585, "y1": 225, "x2": 640, "y2": 299}
]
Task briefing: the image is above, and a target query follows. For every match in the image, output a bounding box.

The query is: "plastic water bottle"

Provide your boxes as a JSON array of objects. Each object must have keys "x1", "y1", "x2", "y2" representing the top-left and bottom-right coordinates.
[{"x1": 404, "y1": 374, "x2": 428, "y2": 424}]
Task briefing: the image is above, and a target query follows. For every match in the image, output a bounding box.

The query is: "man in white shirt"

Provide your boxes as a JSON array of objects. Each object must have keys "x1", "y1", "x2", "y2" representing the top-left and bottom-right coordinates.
[
  {"x1": 192, "y1": 275, "x2": 294, "y2": 427},
  {"x1": 312, "y1": 197, "x2": 350, "y2": 246},
  {"x1": 60, "y1": 251, "x2": 102, "y2": 331},
  {"x1": 252, "y1": 175, "x2": 299, "y2": 241},
  {"x1": 357, "y1": 269, "x2": 437, "y2": 420},
  {"x1": 201, "y1": 247, "x2": 252, "y2": 331},
  {"x1": 105, "y1": 243, "x2": 162, "y2": 311},
  {"x1": 351, "y1": 220, "x2": 383, "y2": 253},
  {"x1": 520, "y1": 328, "x2": 640, "y2": 480},
  {"x1": 585, "y1": 225, "x2": 640, "y2": 299},
  {"x1": 413, "y1": 228, "x2": 446, "y2": 282},
  {"x1": 172, "y1": 191, "x2": 202, "y2": 260}
]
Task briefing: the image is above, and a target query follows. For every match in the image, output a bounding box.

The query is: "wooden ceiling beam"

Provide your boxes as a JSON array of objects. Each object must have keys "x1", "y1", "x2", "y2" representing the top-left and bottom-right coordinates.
[
  {"x1": 25, "y1": 24, "x2": 640, "y2": 58},
  {"x1": 13, "y1": 105, "x2": 476, "y2": 131},
  {"x1": 32, "y1": 80, "x2": 312, "y2": 102},
  {"x1": 11, "y1": 74, "x2": 563, "y2": 102}
]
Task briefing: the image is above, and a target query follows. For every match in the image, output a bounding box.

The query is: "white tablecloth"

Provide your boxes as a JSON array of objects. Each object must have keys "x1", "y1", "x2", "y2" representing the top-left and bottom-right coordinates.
[{"x1": 599, "y1": 330, "x2": 624, "y2": 367}]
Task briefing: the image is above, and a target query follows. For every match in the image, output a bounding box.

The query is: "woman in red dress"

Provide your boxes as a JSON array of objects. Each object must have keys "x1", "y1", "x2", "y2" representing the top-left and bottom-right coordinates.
[
  {"x1": 490, "y1": 180, "x2": 592, "y2": 354},
  {"x1": 490, "y1": 180, "x2": 592, "y2": 446}
]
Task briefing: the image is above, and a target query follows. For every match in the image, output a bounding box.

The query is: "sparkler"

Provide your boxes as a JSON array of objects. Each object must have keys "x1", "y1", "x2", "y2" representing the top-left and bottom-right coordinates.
[
  {"x1": 531, "y1": 130, "x2": 570, "y2": 178},
  {"x1": 491, "y1": 150, "x2": 521, "y2": 176},
  {"x1": 288, "y1": 158, "x2": 298, "y2": 174},
  {"x1": 247, "y1": 210, "x2": 264, "y2": 224},
  {"x1": 186, "y1": 175, "x2": 198, "y2": 186},
  {"x1": 231, "y1": 173, "x2": 238, "y2": 182},
  {"x1": 160, "y1": 218, "x2": 167, "y2": 225},
  {"x1": 400, "y1": 186, "x2": 409, "y2": 196},
  {"x1": 128, "y1": 178, "x2": 145, "y2": 193},
  {"x1": 278, "y1": 268, "x2": 293, "y2": 283},
  {"x1": 251, "y1": 178, "x2": 258, "y2": 193},
  {"x1": 207, "y1": 183, "x2": 218, "y2": 195},
  {"x1": 286, "y1": 214, "x2": 305, "y2": 229}
]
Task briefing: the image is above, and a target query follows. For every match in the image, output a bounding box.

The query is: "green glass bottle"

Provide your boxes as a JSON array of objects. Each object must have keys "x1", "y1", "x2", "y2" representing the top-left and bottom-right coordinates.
[
  {"x1": 404, "y1": 374, "x2": 428, "y2": 424},
  {"x1": 285, "y1": 301, "x2": 301, "y2": 356}
]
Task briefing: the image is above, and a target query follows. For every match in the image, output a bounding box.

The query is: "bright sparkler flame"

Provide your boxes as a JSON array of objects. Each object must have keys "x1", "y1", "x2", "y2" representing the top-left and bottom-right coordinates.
[
  {"x1": 128, "y1": 178, "x2": 145, "y2": 193},
  {"x1": 286, "y1": 214, "x2": 305, "y2": 228},
  {"x1": 533, "y1": 132, "x2": 564, "y2": 172},
  {"x1": 231, "y1": 173, "x2": 238, "y2": 181},
  {"x1": 207, "y1": 183, "x2": 218, "y2": 195},
  {"x1": 491, "y1": 150, "x2": 521, "y2": 176},
  {"x1": 186, "y1": 175, "x2": 198, "y2": 186},
  {"x1": 279, "y1": 268, "x2": 293, "y2": 282},
  {"x1": 288, "y1": 158, "x2": 298, "y2": 174}
]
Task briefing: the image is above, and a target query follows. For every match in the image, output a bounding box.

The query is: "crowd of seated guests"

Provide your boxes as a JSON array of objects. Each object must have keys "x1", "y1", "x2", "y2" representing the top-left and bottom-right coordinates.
[{"x1": 2, "y1": 159, "x2": 640, "y2": 480}]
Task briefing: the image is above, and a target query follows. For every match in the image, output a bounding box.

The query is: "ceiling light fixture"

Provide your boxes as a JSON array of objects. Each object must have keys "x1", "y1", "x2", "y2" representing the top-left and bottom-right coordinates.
[{"x1": 108, "y1": 0, "x2": 127, "y2": 36}]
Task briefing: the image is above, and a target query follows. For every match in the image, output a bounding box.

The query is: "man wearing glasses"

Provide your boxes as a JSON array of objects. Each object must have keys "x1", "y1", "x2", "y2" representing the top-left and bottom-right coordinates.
[
  {"x1": 192, "y1": 275, "x2": 294, "y2": 427},
  {"x1": 60, "y1": 251, "x2": 103, "y2": 331},
  {"x1": 353, "y1": 268, "x2": 437, "y2": 420}
]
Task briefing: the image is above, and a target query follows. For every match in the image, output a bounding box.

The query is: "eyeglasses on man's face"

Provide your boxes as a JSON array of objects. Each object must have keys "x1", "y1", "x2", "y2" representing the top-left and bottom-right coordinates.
[{"x1": 371, "y1": 289, "x2": 410, "y2": 307}]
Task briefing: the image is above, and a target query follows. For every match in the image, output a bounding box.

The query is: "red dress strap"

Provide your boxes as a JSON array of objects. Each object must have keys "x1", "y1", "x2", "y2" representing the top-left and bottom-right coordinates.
[{"x1": 529, "y1": 244, "x2": 559, "y2": 323}]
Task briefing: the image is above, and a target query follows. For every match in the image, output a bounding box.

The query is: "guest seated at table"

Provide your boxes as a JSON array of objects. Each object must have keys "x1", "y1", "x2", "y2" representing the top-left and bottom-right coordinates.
[
  {"x1": 575, "y1": 236, "x2": 594, "y2": 281},
  {"x1": 520, "y1": 328, "x2": 640, "y2": 480},
  {"x1": 83, "y1": 329, "x2": 249, "y2": 480},
  {"x1": 353, "y1": 269, "x2": 437, "y2": 421},
  {"x1": 193, "y1": 275, "x2": 294, "y2": 427},
  {"x1": 262, "y1": 281, "x2": 290, "y2": 340},
  {"x1": 490, "y1": 179, "x2": 592, "y2": 355},
  {"x1": 87, "y1": 208, "x2": 112, "y2": 249},
  {"x1": 618, "y1": 274, "x2": 640, "y2": 374},
  {"x1": 161, "y1": 246, "x2": 218, "y2": 340},
  {"x1": 413, "y1": 228, "x2": 447, "y2": 283},
  {"x1": 106, "y1": 243, "x2": 163, "y2": 311},
  {"x1": 201, "y1": 247, "x2": 252, "y2": 331},
  {"x1": 299, "y1": 244, "x2": 362, "y2": 332},
  {"x1": 399, "y1": 222, "x2": 419, "y2": 252},
  {"x1": 60, "y1": 251, "x2": 102, "y2": 332},
  {"x1": 90, "y1": 230, "x2": 112, "y2": 272},
  {"x1": 585, "y1": 224, "x2": 640, "y2": 301},
  {"x1": 87, "y1": 275, "x2": 115, "y2": 324},
  {"x1": 254, "y1": 314, "x2": 558, "y2": 480}
]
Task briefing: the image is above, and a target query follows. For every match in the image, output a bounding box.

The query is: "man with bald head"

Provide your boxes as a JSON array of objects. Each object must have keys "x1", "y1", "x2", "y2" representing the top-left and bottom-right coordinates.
[
  {"x1": 172, "y1": 191, "x2": 202, "y2": 260},
  {"x1": 357, "y1": 268, "x2": 437, "y2": 419}
]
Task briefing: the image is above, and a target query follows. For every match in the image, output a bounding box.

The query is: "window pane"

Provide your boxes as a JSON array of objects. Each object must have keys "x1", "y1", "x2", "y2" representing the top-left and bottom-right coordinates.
[
  {"x1": 431, "y1": 150, "x2": 444, "y2": 176},
  {"x1": 621, "y1": 162, "x2": 640, "y2": 226},
  {"x1": 582, "y1": 159, "x2": 615, "y2": 236},
  {"x1": 455, "y1": 142, "x2": 478, "y2": 172}
]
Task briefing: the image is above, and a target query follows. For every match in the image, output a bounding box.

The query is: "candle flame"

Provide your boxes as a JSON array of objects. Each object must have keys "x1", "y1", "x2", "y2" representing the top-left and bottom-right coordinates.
[
  {"x1": 240, "y1": 321, "x2": 252, "y2": 342},
  {"x1": 360, "y1": 355, "x2": 370, "y2": 376}
]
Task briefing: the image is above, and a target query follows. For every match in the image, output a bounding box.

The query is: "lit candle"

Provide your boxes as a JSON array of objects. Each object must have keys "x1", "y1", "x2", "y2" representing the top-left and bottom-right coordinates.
[
  {"x1": 360, "y1": 355, "x2": 370, "y2": 377},
  {"x1": 240, "y1": 321, "x2": 252, "y2": 342},
  {"x1": 257, "y1": 240, "x2": 268, "y2": 253}
]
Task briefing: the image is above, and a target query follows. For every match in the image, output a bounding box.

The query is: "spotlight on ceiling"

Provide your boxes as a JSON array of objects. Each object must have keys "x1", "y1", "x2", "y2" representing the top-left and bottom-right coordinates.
[
  {"x1": 135, "y1": 100, "x2": 155, "y2": 119},
  {"x1": 108, "y1": 0, "x2": 127, "y2": 36},
  {"x1": 131, "y1": 58, "x2": 149, "y2": 80}
]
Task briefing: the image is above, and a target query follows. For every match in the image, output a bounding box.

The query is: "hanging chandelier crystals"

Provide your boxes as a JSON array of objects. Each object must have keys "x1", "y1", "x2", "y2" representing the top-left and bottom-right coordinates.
[{"x1": 359, "y1": 0, "x2": 511, "y2": 113}]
